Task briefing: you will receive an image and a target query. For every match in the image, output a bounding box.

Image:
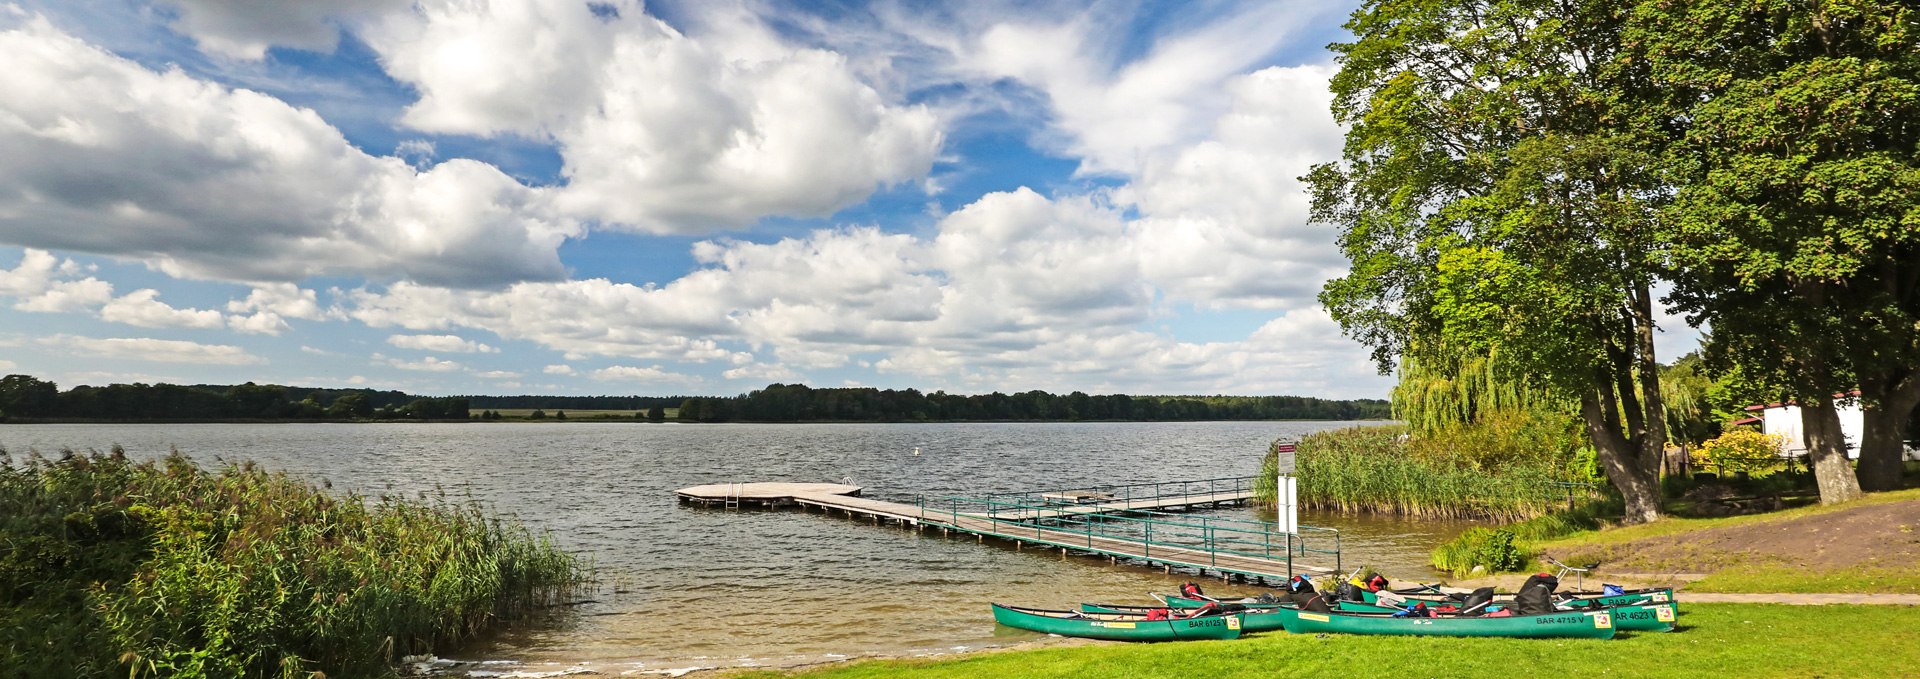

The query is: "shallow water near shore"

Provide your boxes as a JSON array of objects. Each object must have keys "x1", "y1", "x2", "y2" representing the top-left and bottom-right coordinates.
[{"x1": 2, "y1": 421, "x2": 1470, "y2": 674}]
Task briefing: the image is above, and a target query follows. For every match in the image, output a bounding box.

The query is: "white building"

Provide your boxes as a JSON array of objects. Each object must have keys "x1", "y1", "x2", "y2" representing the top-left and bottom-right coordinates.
[{"x1": 1737, "y1": 395, "x2": 1920, "y2": 460}]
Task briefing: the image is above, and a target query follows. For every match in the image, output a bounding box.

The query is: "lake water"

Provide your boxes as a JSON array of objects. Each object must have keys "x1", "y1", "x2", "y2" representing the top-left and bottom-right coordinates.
[{"x1": 1, "y1": 421, "x2": 1470, "y2": 675}]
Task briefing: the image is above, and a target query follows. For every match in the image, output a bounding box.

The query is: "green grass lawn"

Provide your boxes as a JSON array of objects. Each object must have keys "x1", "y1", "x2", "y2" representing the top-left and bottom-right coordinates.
[
  {"x1": 1519, "y1": 488, "x2": 1920, "y2": 594},
  {"x1": 1688, "y1": 566, "x2": 1920, "y2": 594},
  {"x1": 736, "y1": 604, "x2": 1919, "y2": 679}
]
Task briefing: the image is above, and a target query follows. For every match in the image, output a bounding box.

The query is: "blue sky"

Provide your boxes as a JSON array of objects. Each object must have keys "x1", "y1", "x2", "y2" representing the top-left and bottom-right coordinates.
[{"x1": 0, "y1": 0, "x2": 1432, "y2": 398}]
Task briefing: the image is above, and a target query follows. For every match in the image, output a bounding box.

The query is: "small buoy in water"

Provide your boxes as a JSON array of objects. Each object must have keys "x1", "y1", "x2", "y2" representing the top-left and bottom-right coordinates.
[{"x1": 913, "y1": 447, "x2": 921, "y2": 456}]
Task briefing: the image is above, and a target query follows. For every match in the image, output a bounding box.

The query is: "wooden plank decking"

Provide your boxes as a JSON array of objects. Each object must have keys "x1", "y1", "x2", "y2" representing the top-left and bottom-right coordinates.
[{"x1": 676, "y1": 482, "x2": 1329, "y2": 580}]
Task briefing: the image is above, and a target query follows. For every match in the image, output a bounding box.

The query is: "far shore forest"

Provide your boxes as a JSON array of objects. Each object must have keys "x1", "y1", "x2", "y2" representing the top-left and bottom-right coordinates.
[{"x1": 0, "y1": 375, "x2": 1390, "y2": 424}]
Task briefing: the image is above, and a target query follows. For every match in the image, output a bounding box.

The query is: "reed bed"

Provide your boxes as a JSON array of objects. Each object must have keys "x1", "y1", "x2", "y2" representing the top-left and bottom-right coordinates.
[
  {"x1": 1259, "y1": 421, "x2": 1592, "y2": 522},
  {"x1": 0, "y1": 447, "x2": 589, "y2": 678}
]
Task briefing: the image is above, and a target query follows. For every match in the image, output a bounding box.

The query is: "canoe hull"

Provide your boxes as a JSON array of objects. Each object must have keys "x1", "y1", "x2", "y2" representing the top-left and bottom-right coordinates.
[
  {"x1": 1153, "y1": 586, "x2": 1676, "y2": 611},
  {"x1": 1334, "y1": 600, "x2": 1676, "y2": 632},
  {"x1": 1270, "y1": 606, "x2": 1618, "y2": 639},
  {"x1": 1361, "y1": 587, "x2": 1676, "y2": 609},
  {"x1": 992, "y1": 604, "x2": 1244, "y2": 641},
  {"x1": 1079, "y1": 603, "x2": 1288, "y2": 633}
]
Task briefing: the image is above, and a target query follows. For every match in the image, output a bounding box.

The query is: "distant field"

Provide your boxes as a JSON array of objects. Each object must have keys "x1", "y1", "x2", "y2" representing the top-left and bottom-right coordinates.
[{"x1": 487, "y1": 408, "x2": 677, "y2": 419}]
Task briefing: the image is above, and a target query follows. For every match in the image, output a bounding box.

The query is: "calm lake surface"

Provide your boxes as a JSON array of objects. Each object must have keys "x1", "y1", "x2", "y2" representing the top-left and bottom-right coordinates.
[{"x1": 2, "y1": 421, "x2": 1471, "y2": 674}]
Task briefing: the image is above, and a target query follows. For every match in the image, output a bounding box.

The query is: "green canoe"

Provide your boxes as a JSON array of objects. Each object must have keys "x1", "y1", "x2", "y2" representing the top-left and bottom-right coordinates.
[
  {"x1": 1360, "y1": 587, "x2": 1676, "y2": 609},
  {"x1": 1078, "y1": 602, "x2": 1289, "y2": 633},
  {"x1": 991, "y1": 604, "x2": 1245, "y2": 641},
  {"x1": 1158, "y1": 586, "x2": 1675, "y2": 610},
  {"x1": 1267, "y1": 605, "x2": 1618, "y2": 639},
  {"x1": 1335, "y1": 600, "x2": 1677, "y2": 632},
  {"x1": 1152, "y1": 592, "x2": 1287, "y2": 610}
]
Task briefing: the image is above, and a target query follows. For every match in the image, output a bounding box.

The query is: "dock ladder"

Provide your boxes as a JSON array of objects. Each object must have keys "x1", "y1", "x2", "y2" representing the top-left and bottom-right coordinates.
[{"x1": 725, "y1": 482, "x2": 741, "y2": 510}]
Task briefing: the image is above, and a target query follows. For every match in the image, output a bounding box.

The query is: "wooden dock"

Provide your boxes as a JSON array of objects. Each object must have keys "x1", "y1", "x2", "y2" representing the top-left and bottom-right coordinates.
[{"x1": 676, "y1": 480, "x2": 1334, "y2": 581}]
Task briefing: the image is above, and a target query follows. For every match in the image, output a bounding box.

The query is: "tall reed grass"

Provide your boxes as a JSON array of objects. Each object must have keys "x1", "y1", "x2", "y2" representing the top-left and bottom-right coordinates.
[
  {"x1": 1259, "y1": 418, "x2": 1595, "y2": 521},
  {"x1": 0, "y1": 446, "x2": 589, "y2": 678}
]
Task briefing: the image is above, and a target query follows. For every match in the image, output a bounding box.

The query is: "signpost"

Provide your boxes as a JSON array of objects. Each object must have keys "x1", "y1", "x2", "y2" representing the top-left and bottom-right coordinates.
[{"x1": 1275, "y1": 440, "x2": 1299, "y2": 534}]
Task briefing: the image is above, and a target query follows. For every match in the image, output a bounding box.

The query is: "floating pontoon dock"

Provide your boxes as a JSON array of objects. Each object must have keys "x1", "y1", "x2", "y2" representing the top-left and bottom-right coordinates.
[{"x1": 676, "y1": 476, "x2": 1338, "y2": 581}]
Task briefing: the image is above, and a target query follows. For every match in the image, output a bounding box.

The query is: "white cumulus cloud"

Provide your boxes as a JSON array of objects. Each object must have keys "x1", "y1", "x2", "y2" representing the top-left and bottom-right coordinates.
[
  {"x1": 380, "y1": 354, "x2": 462, "y2": 372},
  {"x1": 159, "y1": 0, "x2": 410, "y2": 59},
  {"x1": 99, "y1": 289, "x2": 225, "y2": 329},
  {"x1": 43, "y1": 334, "x2": 265, "y2": 365},
  {"x1": 590, "y1": 364, "x2": 691, "y2": 383},
  {"x1": 0, "y1": 13, "x2": 578, "y2": 287},
  {"x1": 386, "y1": 333, "x2": 497, "y2": 353},
  {"x1": 361, "y1": 0, "x2": 941, "y2": 232}
]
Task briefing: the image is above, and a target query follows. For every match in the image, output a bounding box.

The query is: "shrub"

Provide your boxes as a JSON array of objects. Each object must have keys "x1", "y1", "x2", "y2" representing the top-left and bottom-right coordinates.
[
  {"x1": 1430, "y1": 527, "x2": 1526, "y2": 576},
  {"x1": 1693, "y1": 430, "x2": 1787, "y2": 477},
  {"x1": 1427, "y1": 496, "x2": 1622, "y2": 575},
  {"x1": 0, "y1": 447, "x2": 588, "y2": 678}
]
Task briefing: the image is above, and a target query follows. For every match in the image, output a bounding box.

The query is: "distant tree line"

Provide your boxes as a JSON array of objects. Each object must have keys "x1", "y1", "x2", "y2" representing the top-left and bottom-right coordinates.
[
  {"x1": 673, "y1": 383, "x2": 1390, "y2": 423},
  {"x1": 0, "y1": 374, "x2": 1388, "y2": 423},
  {"x1": 0, "y1": 375, "x2": 467, "y2": 421},
  {"x1": 460, "y1": 394, "x2": 688, "y2": 410}
]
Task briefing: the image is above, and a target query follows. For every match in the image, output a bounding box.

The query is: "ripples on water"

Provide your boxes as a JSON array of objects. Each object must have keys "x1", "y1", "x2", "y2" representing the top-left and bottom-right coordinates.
[{"x1": 3, "y1": 421, "x2": 1471, "y2": 674}]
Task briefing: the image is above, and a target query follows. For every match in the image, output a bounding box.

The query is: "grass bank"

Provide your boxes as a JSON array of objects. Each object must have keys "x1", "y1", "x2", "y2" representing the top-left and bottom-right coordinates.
[
  {"x1": 1528, "y1": 488, "x2": 1920, "y2": 594},
  {"x1": 1258, "y1": 423, "x2": 1588, "y2": 522},
  {"x1": 1430, "y1": 486, "x2": 1920, "y2": 580},
  {"x1": 736, "y1": 604, "x2": 1919, "y2": 679},
  {"x1": 1540, "y1": 487, "x2": 1920, "y2": 551},
  {"x1": 0, "y1": 447, "x2": 589, "y2": 678}
]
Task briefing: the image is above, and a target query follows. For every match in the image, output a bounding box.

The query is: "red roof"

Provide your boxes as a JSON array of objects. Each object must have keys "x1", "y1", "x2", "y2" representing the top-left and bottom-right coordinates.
[{"x1": 1730, "y1": 416, "x2": 1761, "y2": 426}]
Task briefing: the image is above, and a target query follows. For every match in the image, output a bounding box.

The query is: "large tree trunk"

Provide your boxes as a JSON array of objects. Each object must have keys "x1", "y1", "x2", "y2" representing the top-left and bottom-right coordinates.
[
  {"x1": 1629, "y1": 283, "x2": 1671, "y2": 474},
  {"x1": 1801, "y1": 391, "x2": 1864, "y2": 503},
  {"x1": 1581, "y1": 390, "x2": 1661, "y2": 524},
  {"x1": 1856, "y1": 372, "x2": 1920, "y2": 492}
]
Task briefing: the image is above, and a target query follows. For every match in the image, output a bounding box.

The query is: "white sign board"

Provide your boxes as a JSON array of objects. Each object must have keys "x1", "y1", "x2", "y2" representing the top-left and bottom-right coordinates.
[{"x1": 1276, "y1": 474, "x2": 1298, "y2": 534}]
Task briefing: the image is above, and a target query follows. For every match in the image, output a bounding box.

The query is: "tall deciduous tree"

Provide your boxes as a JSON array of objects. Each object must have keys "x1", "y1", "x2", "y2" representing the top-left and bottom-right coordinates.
[
  {"x1": 1641, "y1": 0, "x2": 1920, "y2": 499},
  {"x1": 1311, "y1": 0, "x2": 1674, "y2": 522}
]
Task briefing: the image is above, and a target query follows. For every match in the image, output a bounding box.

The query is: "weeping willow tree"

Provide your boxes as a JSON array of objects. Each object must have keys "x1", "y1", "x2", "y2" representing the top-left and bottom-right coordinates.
[
  {"x1": 1391, "y1": 351, "x2": 1572, "y2": 436},
  {"x1": 1659, "y1": 352, "x2": 1719, "y2": 446}
]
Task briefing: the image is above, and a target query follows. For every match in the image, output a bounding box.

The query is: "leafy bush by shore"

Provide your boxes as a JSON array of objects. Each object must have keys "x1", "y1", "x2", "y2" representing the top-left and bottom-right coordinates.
[
  {"x1": 1427, "y1": 499, "x2": 1619, "y2": 575},
  {"x1": 0, "y1": 447, "x2": 589, "y2": 678}
]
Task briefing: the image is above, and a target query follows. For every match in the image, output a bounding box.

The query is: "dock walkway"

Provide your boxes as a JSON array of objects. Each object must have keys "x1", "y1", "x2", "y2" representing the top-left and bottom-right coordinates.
[{"x1": 676, "y1": 479, "x2": 1335, "y2": 581}]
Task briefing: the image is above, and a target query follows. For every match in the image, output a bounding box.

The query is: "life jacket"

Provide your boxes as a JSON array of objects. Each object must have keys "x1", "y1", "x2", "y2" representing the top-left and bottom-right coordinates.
[
  {"x1": 1513, "y1": 573, "x2": 1560, "y2": 616},
  {"x1": 1336, "y1": 581, "x2": 1364, "y2": 602},
  {"x1": 1366, "y1": 574, "x2": 1389, "y2": 593},
  {"x1": 1458, "y1": 587, "x2": 1496, "y2": 616},
  {"x1": 1289, "y1": 590, "x2": 1331, "y2": 613},
  {"x1": 1288, "y1": 575, "x2": 1316, "y2": 594},
  {"x1": 1145, "y1": 608, "x2": 1170, "y2": 621},
  {"x1": 1180, "y1": 582, "x2": 1205, "y2": 598}
]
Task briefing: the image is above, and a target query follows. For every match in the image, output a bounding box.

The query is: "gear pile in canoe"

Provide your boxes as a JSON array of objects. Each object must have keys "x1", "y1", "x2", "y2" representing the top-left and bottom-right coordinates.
[{"x1": 992, "y1": 571, "x2": 1681, "y2": 641}]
